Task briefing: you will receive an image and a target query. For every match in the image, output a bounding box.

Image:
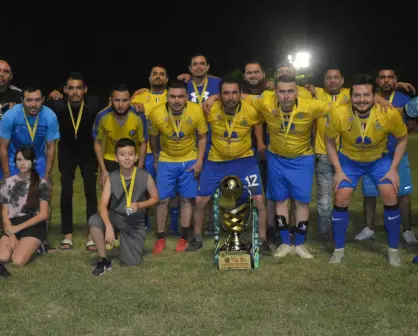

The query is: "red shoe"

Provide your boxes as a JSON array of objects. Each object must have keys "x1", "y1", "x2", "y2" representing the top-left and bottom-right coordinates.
[
  {"x1": 175, "y1": 238, "x2": 188, "y2": 252},
  {"x1": 152, "y1": 238, "x2": 166, "y2": 254}
]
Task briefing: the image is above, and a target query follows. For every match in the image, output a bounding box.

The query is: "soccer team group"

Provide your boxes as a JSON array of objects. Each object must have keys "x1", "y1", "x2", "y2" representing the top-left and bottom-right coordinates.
[{"x1": 0, "y1": 54, "x2": 418, "y2": 277}]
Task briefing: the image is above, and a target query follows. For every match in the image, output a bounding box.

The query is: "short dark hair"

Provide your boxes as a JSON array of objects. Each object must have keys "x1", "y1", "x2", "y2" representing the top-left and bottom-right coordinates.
[
  {"x1": 350, "y1": 74, "x2": 376, "y2": 95},
  {"x1": 276, "y1": 60, "x2": 294, "y2": 71},
  {"x1": 67, "y1": 72, "x2": 86, "y2": 86},
  {"x1": 324, "y1": 67, "x2": 344, "y2": 78},
  {"x1": 167, "y1": 80, "x2": 188, "y2": 92},
  {"x1": 244, "y1": 60, "x2": 264, "y2": 71},
  {"x1": 275, "y1": 74, "x2": 296, "y2": 87},
  {"x1": 115, "y1": 138, "x2": 137, "y2": 154},
  {"x1": 111, "y1": 84, "x2": 130, "y2": 96},
  {"x1": 190, "y1": 52, "x2": 208, "y2": 65},
  {"x1": 149, "y1": 65, "x2": 167, "y2": 76},
  {"x1": 21, "y1": 86, "x2": 42, "y2": 99},
  {"x1": 376, "y1": 67, "x2": 397, "y2": 77},
  {"x1": 219, "y1": 78, "x2": 242, "y2": 93}
]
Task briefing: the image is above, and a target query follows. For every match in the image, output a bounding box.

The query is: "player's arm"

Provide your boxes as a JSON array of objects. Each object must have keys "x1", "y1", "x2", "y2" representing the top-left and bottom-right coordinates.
[
  {"x1": 189, "y1": 112, "x2": 208, "y2": 177},
  {"x1": 396, "y1": 82, "x2": 416, "y2": 95},
  {"x1": 98, "y1": 176, "x2": 115, "y2": 244},
  {"x1": 92, "y1": 115, "x2": 108, "y2": 186},
  {"x1": 0, "y1": 111, "x2": 14, "y2": 178},
  {"x1": 132, "y1": 174, "x2": 159, "y2": 211},
  {"x1": 136, "y1": 112, "x2": 147, "y2": 169},
  {"x1": 147, "y1": 113, "x2": 160, "y2": 164},
  {"x1": 44, "y1": 140, "x2": 57, "y2": 180},
  {"x1": 389, "y1": 111, "x2": 408, "y2": 172}
]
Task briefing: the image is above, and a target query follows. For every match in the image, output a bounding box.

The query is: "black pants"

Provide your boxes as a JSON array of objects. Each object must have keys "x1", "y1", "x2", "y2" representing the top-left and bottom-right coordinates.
[{"x1": 59, "y1": 150, "x2": 98, "y2": 235}]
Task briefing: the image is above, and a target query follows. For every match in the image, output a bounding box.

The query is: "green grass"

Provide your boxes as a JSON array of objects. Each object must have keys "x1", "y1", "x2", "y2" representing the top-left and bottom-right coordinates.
[{"x1": 1, "y1": 137, "x2": 418, "y2": 336}]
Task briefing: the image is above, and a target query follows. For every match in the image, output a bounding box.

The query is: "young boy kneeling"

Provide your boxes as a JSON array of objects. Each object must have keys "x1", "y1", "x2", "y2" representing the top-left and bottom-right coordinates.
[{"x1": 89, "y1": 138, "x2": 159, "y2": 275}]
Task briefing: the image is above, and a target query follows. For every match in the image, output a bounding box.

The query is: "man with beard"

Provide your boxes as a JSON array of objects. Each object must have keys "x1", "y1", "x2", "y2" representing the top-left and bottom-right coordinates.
[
  {"x1": 46, "y1": 72, "x2": 100, "y2": 251},
  {"x1": 326, "y1": 74, "x2": 407, "y2": 266},
  {"x1": 148, "y1": 80, "x2": 207, "y2": 254},
  {"x1": 93, "y1": 85, "x2": 147, "y2": 187},
  {"x1": 191, "y1": 79, "x2": 267, "y2": 252},
  {"x1": 0, "y1": 60, "x2": 22, "y2": 119},
  {"x1": 355, "y1": 68, "x2": 417, "y2": 244},
  {"x1": 0, "y1": 86, "x2": 60, "y2": 252}
]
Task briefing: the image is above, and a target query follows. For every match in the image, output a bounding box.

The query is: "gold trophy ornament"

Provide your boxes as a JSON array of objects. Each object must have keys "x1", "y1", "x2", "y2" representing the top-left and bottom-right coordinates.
[{"x1": 213, "y1": 176, "x2": 259, "y2": 270}]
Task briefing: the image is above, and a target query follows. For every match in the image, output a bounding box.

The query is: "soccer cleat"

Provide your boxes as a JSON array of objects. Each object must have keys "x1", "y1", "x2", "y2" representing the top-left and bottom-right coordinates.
[
  {"x1": 354, "y1": 227, "x2": 374, "y2": 240},
  {"x1": 388, "y1": 248, "x2": 401, "y2": 267},
  {"x1": 293, "y1": 245, "x2": 314, "y2": 259},
  {"x1": 273, "y1": 244, "x2": 293, "y2": 258},
  {"x1": 0, "y1": 262, "x2": 11, "y2": 277},
  {"x1": 92, "y1": 258, "x2": 112, "y2": 276},
  {"x1": 185, "y1": 238, "x2": 203, "y2": 252},
  {"x1": 329, "y1": 248, "x2": 345, "y2": 264},
  {"x1": 175, "y1": 238, "x2": 188, "y2": 252},
  {"x1": 402, "y1": 230, "x2": 418, "y2": 245},
  {"x1": 152, "y1": 238, "x2": 166, "y2": 254}
]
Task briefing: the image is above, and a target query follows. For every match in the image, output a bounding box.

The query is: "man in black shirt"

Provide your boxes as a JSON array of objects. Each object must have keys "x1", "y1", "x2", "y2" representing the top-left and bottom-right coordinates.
[
  {"x1": 0, "y1": 60, "x2": 22, "y2": 119},
  {"x1": 46, "y1": 72, "x2": 99, "y2": 251}
]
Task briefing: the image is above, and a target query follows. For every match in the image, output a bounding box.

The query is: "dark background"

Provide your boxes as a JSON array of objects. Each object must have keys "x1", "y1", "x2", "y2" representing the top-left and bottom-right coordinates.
[{"x1": 2, "y1": 0, "x2": 416, "y2": 101}]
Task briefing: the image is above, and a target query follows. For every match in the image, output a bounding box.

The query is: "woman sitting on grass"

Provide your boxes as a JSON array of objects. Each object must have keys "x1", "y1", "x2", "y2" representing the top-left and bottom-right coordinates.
[{"x1": 0, "y1": 145, "x2": 50, "y2": 277}]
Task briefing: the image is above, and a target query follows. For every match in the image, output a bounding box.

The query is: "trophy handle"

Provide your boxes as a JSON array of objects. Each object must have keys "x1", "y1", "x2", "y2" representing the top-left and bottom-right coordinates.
[
  {"x1": 213, "y1": 188, "x2": 221, "y2": 266},
  {"x1": 243, "y1": 186, "x2": 260, "y2": 269}
]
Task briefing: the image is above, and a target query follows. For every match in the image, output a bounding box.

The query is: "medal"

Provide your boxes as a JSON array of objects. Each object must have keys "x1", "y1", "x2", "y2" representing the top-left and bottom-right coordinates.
[
  {"x1": 353, "y1": 108, "x2": 374, "y2": 149},
  {"x1": 120, "y1": 167, "x2": 137, "y2": 216},
  {"x1": 278, "y1": 105, "x2": 297, "y2": 147},
  {"x1": 168, "y1": 107, "x2": 186, "y2": 142},
  {"x1": 223, "y1": 104, "x2": 240, "y2": 144},
  {"x1": 23, "y1": 108, "x2": 40, "y2": 143},
  {"x1": 68, "y1": 99, "x2": 84, "y2": 140}
]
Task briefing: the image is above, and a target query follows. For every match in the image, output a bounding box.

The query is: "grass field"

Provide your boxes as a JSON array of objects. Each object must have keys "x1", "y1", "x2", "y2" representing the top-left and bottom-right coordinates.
[{"x1": 1, "y1": 136, "x2": 418, "y2": 336}]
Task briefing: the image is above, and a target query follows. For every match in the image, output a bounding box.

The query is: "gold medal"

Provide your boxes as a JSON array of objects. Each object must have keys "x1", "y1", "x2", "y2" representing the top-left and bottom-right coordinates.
[
  {"x1": 23, "y1": 108, "x2": 39, "y2": 143},
  {"x1": 120, "y1": 167, "x2": 137, "y2": 215}
]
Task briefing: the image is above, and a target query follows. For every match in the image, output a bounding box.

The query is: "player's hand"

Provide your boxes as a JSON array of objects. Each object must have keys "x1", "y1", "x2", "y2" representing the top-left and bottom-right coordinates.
[
  {"x1": 7, "y1": 234, "x2": 18, "y2": 249},
  {"x1": 257, "y1": 143, "x2": 267, "y2": 160},
  {"x1": 396, "y1": 82, "x2": 416, "y2": 95},
  {"x1": 130, "y1": 202, "x2": 142, "y2": 212},
  {"x1": 202, "y1": 95, "x2": 219, "y2": 115},
  {"x1": 5, "y1": 225, "x2": 20, "y2": 236},
  {"x1": 105, "y1": 226, "x2": 115, "y2": 245},
  {"x1": 187, "y1": 161, "x2": 203, "y2": 179},
  {"x1": 380, "y1": 168, "x2": 400, "y2": 193},
  {"x1": 132, "y1": 103, "x2": 144, "y2": 113},
  {"x1": 100, "y1": 170, "x2": 109, "y2": 188},
  {"x1": 304, "y1": 84, "x2": 317, "y2": 98},
  {"x1": 374, "y1": 95, "x2": 392, "y2": 111},
  {"x1": 132, "y1": 88, "x2": 149, "y2": 98},
  {"x1": 49, "y1": 90, "x2": 63, "y2": 100},
  {"x1": 333, "y1": 171, "x2": 351, "y2": 192},
  {"x1": 177, "y1": 73, "x2": 191, "y2": 82},
  {"x1": 8, "y1": 102, "x2": 16, "y2": 109}
]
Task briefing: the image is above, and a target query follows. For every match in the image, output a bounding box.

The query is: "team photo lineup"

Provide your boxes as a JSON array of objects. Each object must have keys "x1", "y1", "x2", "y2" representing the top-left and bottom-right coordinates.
[{"x1": 1, "y1": 53, "x2": 418, "y2": 278}]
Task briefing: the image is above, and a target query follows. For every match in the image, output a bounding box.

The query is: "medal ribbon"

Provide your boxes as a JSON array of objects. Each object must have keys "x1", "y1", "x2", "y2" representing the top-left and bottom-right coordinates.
[
  {"x1": 68, "y1": 99, "x2": 84, "y2": 138},
  {"x1": 168, "y1": 108, "x2": 186, "y2": 138},
  {"x1": 192, "y1": 77, "x2": 208, "y2": 105},
  {"x1": 354, "y1": 109, "x2": 374, "y2": 146},
  {"x1": 278, "y1": 105, "x2": 297, "y2": 143},
  {"x1": 224, "y1": 104, "x2": 240, "y2": 140},
  {"x1": 120, "y1": 167, "x2": 137, "y2": 209},
  {"x1": 23, "y1": 108, "x2": 39, "y2": 143}
]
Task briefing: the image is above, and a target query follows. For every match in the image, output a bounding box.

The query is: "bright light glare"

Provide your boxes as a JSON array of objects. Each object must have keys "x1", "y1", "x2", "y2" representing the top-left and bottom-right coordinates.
[
  {"x1": 287, "y1": 54, "x2": 293, "y2": 61},
  {"x1": 293, "y1": 52, "x2": 310, "y2": 70}
]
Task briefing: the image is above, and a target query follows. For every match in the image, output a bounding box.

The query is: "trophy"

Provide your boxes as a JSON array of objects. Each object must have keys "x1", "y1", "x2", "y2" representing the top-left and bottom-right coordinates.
[{"x1": 213, "y1": 176, "x2": 259, "y2": 270}]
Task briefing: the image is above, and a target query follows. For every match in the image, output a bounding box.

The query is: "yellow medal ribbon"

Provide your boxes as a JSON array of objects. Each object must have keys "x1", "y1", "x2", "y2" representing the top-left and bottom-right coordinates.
[
  {"x1": 23, "y1": 108, "x2": 39, "y2": 143},
  {"x1": 168, "y1": 107, "x2": 186, "y2": 141},
  {"x1": 278, "y1": 105, "x2": 297, "y2": 147},
  {"x1": 223, "y1": 104, "x2": 241, "y2": 143},
  {"x1": 389, "y1": 90, "x2": 395, "y2": 104},
  {"x1": 353, "y1": 109, "x2": 374, "y2": 149},
  {"x1": 192, "y1": 77, "x2": 208, "y2": 105},
  {"x1": 68, "y1": 99, "x2": 84, "y2": 139},
  {"x1": 120, "y1": 167, "x2": 137, "y2": 211}
]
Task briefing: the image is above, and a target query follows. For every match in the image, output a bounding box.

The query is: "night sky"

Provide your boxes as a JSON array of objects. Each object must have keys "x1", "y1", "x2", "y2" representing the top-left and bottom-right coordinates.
[{"x1": 2, "y1": 1, "x2": 416, "y2": 99}]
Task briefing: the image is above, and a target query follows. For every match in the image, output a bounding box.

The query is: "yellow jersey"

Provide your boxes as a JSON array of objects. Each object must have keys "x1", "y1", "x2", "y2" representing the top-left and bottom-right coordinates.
[
  {"x1": 208, "y1": 100, "x2": 262, "y2": 161},
  {"x1": 93, "y1": 106, "x2": 146, "y2": 161},
  {"x1": 314, "y1": 88, "x2": 351, "y2": 154},
  {"x1": 325, "y1": 103, "x2": 407, "y2": 162},
  {"x1": 252, "y1": 93, "x2": 330, "y2": 157},
  {"x1": 148, "y1": 102, "x2": 208, "y2": 162},
  {"x1": 131, "y1": 90, "x2": 167, "y2": 154}
]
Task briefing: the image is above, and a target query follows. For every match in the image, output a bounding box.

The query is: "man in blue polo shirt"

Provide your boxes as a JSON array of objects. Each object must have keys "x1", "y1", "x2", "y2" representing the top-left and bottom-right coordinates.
[
  {"x1": 355, "y1": 68, "x2": 417, "y2": 244},
  {"x1": 0, "y1": 86, "x2": 60, "y2": 251}
]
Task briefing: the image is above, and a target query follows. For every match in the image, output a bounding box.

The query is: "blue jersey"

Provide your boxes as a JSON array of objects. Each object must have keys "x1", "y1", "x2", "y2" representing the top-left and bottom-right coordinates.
[
  {"x1": 186, "y1": 75, "x2": 221, "y2": 104},
  {"x1": 0, "y1": 103, "x2": 60, "y2": 178},
  {"x1": 385, "y1": 91, "x2": 410, "y2": 156}
]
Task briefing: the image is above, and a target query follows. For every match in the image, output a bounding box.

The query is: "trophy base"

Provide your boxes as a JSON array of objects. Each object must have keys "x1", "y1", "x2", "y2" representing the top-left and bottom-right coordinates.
[{"x1": 218, "y1": 251, "x2": 252, "y2": 270}]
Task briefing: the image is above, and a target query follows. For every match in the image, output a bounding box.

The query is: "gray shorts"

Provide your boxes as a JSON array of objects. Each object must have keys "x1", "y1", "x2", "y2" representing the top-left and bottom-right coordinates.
[{"x1": 89, "y1": 212, "x2": 147, "y2": 266}]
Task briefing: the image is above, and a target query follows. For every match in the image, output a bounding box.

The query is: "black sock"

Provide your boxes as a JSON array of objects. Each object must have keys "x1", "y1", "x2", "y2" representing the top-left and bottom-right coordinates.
[
  {"x1": 157, "y1": 232, "x2": 165, "y2": 240},
  {"x1": 181, "y1": 227, "x2": 189, "y2": 240}
]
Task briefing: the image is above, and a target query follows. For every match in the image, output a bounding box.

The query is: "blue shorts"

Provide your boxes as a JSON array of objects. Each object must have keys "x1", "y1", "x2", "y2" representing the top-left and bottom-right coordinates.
[
  {"x1": 362, "y1": 155, "x2": 413, "y2": 196},
  {"x1": 338, "y1": 153, "x2": 392, "y2": 189},
  {"x1": 266, "y1": 151, "x2": 315, "y2": 203},
  {"x1": 197, "y1": 156, "x2": 263, "y2": 197},
  {"x1": 145, "y1": 153, "x2": 156, "y2": 179},
  {"x1": 156, "y1": 160, "x2": 198, "y2": 200}
]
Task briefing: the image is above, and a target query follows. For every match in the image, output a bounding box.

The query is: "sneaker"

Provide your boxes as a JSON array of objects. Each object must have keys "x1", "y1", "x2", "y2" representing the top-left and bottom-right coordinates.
[
  {"x1": 355, "y1": 227, "x2": 374, "y2": 240},
  {"x1": 293, "y1": 245, "x2": 314, "y2": 259},
  {"x1": 0, "y1": 262, "x2": 11, "y2": 277},
  {"x1": 273, "y1": 244, "x2": 293, "y2": 258},
  {"x1": 92, "y1": 258, "x2": 112, "y2": 276},
  {"x1": 258, "y1": 241, "x2": 272, "y2": 255},
  {"x1": 175, "y1": 238, "x2": 188, "y2": 252},
  {"x1": 388, "y1": 248, "x2": 401, "y2": 267},
  {"x1": 152, "y1": 238, "x2": 166, "y2": 254},
  {"x1": 329, "y1": 248, "x2": 345, "y2": 264},
  {"x1": 402, "y1": 230, "x2": 418, "y2": 245},
  {"x1": 185, "y1": 238, "x2": 203, "y2": 252}
]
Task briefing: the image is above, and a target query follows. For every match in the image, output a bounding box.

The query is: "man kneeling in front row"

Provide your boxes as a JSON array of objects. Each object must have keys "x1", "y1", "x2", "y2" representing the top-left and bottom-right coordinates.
[{"x1": 88, "y1": 138, "x2": 159, "y2": 275}]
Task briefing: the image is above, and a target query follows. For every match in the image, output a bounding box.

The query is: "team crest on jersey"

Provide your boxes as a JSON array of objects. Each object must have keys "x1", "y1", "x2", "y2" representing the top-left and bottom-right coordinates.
[
  {"x1": 296, "y1": 112, "x2": 305, "y2": 119},
  {"x1": 186, "y1": 116, "x2": 193, "y2": 125},
  {"x1": 164, "y1": 116, "x2": 169, "y2": 122},
  {"x1": 240, "y1": 119, "x2": 248, "y2": 126},
  {"x1": 129, "y1": 129, "x2": 136, "y2": 136},
  {"x1": 272, "y1": 109, "x2": 278, "y2": 117},
  {"x1": 374, "y1": 120, "x2": 383, "y2": 131},
  {"x1": 217, "y1": 114, "x2": 222, "y2": 120},
  {"x1": 348, "y1": 117, "x2": 354, "y2": 123}
]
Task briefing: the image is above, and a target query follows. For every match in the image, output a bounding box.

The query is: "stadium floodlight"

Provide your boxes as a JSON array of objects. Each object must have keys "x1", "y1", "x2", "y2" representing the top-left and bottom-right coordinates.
[{"x1": 293, "y1": 52, "x2": 310, "y2": 70}]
